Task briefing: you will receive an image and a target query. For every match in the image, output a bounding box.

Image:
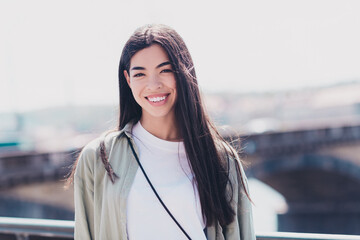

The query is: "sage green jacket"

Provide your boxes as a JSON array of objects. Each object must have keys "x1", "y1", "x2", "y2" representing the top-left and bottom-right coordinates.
[{"x1": 74, "y1": 122, "x2": 255, "y2": 240}]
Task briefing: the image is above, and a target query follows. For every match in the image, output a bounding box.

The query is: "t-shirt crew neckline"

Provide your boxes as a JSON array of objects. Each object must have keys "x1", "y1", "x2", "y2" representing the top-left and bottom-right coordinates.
[{"x1": 132, "y1": 121, "x2": 185, "y2": 154}]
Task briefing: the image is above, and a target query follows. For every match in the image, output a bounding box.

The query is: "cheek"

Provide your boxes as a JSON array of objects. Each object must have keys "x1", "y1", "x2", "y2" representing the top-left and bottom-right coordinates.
[
  {"x1": 129, "y1": 83, "x2": 141, "y2": 100},
  {"x1": 169, "y1": 78, "x2": 177, "y2": 91},
  {"x1": 130, "y1": 81, "x2": 142, "y2": 94},
  {"x1": 171, "y1": 80, "x2": 177, "y2": 101}
]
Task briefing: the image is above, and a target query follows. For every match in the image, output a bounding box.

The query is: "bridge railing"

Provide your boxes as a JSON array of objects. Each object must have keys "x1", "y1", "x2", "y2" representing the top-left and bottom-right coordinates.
[
  {"x1": 1, "y1": 217, "x2": 359, "y2": 240},
  {"x1": 0, "y1": 150, "x2": 77, "y2": 189},
  {"x1": 239, "y1": 124, "x2": 360, "y2": 156}
]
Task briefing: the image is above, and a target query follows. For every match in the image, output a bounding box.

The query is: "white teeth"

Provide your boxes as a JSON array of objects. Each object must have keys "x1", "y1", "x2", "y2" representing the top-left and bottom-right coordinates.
[{"x1": 148, "y1": 96, "x2": 167, "y2": 102}]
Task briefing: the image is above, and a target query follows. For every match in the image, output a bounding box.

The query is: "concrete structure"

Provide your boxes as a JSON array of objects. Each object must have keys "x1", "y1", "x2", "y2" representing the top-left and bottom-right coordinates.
[
  {"x1": 0, "y1": 150, "x2": 76, "y2": 189},
  {"x1": 238, "y1": 124, "x2": 360, "y2": 234}
]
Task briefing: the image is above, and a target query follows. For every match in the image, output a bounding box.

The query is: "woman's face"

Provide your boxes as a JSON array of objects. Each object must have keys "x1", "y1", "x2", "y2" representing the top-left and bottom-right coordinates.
[{"x1": 124, "y1": 44, "x2": 177, "y2": 122}]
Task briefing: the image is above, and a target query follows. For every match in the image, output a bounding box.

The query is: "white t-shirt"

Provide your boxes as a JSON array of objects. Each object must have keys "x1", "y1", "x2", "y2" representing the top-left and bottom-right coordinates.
[{"x1": 126, "y1": 121, "x2": 206, "y2": 240}]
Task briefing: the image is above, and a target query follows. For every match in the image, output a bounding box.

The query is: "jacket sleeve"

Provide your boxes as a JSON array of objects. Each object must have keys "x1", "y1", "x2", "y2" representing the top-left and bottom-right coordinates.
[
  {"x1": 74, "y1": 145, "x2": 96, "y2": 240},
  {"x1": 224, "y1": 156, "x2": 256, "y2": 240},
  {"x1": 236, "y1": 159, "x2": 255, "y2": 240}
]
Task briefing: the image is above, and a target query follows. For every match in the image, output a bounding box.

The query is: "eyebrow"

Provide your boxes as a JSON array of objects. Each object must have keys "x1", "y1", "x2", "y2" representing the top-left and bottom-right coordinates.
[{"x1": 130, "y1": 61, "x2": 172, "y2": 71}]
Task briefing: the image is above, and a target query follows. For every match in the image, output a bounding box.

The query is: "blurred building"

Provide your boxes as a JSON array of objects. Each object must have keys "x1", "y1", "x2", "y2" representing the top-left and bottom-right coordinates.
[{"x1": 205, "y1": 81, "x2": 360, "y2": 134}]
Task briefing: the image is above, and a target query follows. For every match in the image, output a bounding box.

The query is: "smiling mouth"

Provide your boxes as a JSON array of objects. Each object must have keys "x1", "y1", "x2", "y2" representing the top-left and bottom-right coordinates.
[{"x1": 146, "y1": 94, "x2": 169, "y2": 103}]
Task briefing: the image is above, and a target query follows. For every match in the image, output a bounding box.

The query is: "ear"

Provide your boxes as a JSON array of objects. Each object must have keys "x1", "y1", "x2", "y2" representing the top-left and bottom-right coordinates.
[{"x1": 124, "y1": 70, "x2": 131, "y2": 87}]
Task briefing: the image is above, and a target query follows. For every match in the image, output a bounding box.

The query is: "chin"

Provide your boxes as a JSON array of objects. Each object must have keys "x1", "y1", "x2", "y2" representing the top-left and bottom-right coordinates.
[{"x1": 142, "y1": 108, "x2": 176, "y2": 120}]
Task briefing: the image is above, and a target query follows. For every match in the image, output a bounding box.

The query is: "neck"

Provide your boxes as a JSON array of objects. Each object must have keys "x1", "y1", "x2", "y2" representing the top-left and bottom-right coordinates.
[{"x1": 140, "y1": 113, "x2": 181, "y2": 142}]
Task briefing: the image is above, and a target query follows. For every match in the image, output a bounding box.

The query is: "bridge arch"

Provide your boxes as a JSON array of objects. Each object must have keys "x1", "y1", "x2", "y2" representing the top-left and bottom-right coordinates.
[{"x1": 246, "y1": 154, "x2": 360, "y2": 234}]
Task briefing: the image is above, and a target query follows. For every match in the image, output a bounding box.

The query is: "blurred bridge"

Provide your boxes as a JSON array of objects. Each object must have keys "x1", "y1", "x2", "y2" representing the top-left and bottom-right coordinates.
[
  {"x1": 0, "y1": 150, "x2": 75, "y2": 189},
  {"x1": 1, "y1": 124, "x2": 360, "y2": 234},
  {"x1": 238, "y1": 124, "x2": 360, "y2": 235}
]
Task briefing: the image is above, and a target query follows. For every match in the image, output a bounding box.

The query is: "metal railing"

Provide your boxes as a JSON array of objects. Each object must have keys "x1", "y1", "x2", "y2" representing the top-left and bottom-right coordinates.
[
  {"x1": 1, "y1": 217, "x2": 360, "y2": 240},
  {"x1": 256, "y1": 231, "x2": 360, "y2": 240},
  {"x1": 0, "y1": 217, "x2": 73, "y2": 240}
]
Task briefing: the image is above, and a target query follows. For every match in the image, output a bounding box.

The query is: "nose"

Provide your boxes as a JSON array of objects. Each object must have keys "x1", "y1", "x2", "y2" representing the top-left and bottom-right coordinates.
[{"x1": 146, "y1": 74, "x2": 162, "y2": 90}]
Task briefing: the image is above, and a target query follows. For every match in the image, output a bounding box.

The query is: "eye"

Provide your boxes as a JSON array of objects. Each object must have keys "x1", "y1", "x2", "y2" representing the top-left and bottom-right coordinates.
[
  {"x1": 133, "y1": 73, "x2": 144, "y2": 78},
  {"x1": 161, "y1": 69, "x2": 173, "y2": 73}
]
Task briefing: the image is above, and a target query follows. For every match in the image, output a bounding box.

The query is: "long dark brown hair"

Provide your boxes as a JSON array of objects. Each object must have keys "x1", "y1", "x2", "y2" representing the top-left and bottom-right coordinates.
[{"x1": 68, "y1": 24, "x2": 250, "y2": 227}]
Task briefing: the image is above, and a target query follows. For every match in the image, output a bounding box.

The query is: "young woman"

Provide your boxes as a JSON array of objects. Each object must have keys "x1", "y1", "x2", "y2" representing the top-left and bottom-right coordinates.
[{"x1": 69, "y1": 24, "x2": 255, "y2": 240}]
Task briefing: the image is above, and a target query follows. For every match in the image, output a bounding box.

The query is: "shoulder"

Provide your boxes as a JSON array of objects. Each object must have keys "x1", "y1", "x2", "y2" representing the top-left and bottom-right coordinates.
[
  {"x1": 216, "y1": 140, "x2": 241, "y2": 174},
  {"x1": 217, "y1": 140, "x2": 250, "y2": 193},
  {"x1": 81, "y1": 131, "x2": 121, "y2": 159},
  {"x1": 74, "y1": 131, "x2": 121, "y2": 178}
]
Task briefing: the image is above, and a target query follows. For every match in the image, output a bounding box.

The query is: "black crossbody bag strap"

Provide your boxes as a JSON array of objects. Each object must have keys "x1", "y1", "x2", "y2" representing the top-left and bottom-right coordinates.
[{"x1": 126, "y1": 136, "x2": 192, "y2": 240}]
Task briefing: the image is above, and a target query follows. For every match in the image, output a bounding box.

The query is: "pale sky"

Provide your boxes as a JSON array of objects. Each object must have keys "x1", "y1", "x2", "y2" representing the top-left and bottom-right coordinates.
[{"x1": 1, "y1": 0, "x2": 360, "y2": 113}]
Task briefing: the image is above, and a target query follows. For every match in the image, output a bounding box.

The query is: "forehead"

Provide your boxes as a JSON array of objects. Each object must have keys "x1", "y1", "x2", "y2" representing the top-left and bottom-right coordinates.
[{"x1": 130, "y1": 44, "x2": 170, "y2": 69}]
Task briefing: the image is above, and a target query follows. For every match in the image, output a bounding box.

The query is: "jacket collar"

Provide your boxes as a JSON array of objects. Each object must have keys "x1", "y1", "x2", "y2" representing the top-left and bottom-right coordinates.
[{"x1": 118, "y1": 120, "x2": 137, "y2": 139}]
